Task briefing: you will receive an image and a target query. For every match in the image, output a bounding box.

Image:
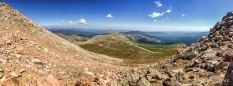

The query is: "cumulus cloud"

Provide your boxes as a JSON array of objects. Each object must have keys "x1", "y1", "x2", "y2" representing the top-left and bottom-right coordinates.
[
  {"x1": 166, "y1": 7, "x2": 172, "y2": 13},
  {"x1": 182, "y1": 14, "x2": 185, "y2": 16},
  {"x1": 68, "y1": 19, "x2": 87, "y2": 25},
  {"x1": 154, "y1": 20, "x2": 157, "y2": 22},
  {"x1": 78, "y1": 19, "x2": 87, "y2": 24},
  {"x1": 148, "y1": 12, "x2": 164, "y2": 18},
  {"x1": 107, "y1": 14, "x2": 113, "y2": 18},
  {"x1": 154, "y1": 1, "x2": 162, "y2": 7}
]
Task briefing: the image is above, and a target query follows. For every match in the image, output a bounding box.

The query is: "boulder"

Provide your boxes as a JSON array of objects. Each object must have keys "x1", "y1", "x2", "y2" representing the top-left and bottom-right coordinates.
[
  {"x1": 19, "y1": 69, "x2": 26, "y2": 74},
  {"x1": 137, "y1": 77, "x2": 152, "y2": 86},
  {"x1": 206, "y1": 63, "x2": 214, "y2": 71},
  {"x1": 171, "y1": 68, "x2": 183, "y2": 73},
  {"x1": 37, "y1": 75, "x2": 60, "y2": 86},
  {"x1": 215, "y1": 36, "x2": 223, "y2": 41},
  {"x1": 198, "y1": 36, "x2": 207, "y2": 42},
  {"x1": 220, "y1": 45, "x2": 228, "y2": 51},
  {"x1": 223, "y1": 36, "x2": 230, "y2": 41},
  {"x1": 31, "y1": 58, "x2": 43, "y2": 64},
  {"x1": 229, "y1": 32, "x2": 233, "y2": 36},
  {"x1": 221, "y1": 62, "x2": 229, "y2": 68},
  {"x1": 16, "y1": 46, "x2": 24, "y2": 54},
  {"x1": 165, "y1": 71, "x2": 176, "y2": 77},
  {"x1": 1, "y1": 78, "x2": 19, "y2": 86},
  {"x1": 128, "y1": 73, "x2": 140, "y2": 85},
  {"x1": 185, "y1": 68, "x2": 193, "y2": 72},
  {"x1": 202, "y1": 49, "x2": 217, "y2": 58},
  {"x1": 147, "y1": 68, "x2": 162, "y2": 80},
  {"x1": 214, "y1": 62, "x2": 221, "y2": 72},
  {"x1": 163, "y1": 78, "x2": 181, "y2": 86},
  {"x1": 10, "y1": 71, "x2": 18, "y2": 78}
]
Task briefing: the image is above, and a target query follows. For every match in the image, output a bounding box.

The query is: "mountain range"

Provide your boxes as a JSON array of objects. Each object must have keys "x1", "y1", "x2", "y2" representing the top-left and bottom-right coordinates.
[{"x1": 48, "y1": 28, "x2": 208, "y2": 45}]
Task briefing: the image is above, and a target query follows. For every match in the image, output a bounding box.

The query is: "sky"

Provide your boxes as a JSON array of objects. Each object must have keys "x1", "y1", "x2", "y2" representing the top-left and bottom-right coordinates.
[{"x1": 2, "y1": 0, "x2": 233, "y2": 31}]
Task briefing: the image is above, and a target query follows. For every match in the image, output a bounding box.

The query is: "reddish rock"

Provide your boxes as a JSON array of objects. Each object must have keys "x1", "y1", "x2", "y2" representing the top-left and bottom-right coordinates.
[
  {"x1": 223, "y1": 36, "x2": 230, "y2": 41},
  {"x1": 16, "y1": 46, "x2": 24, "y2": 54},
  {"x1": 1, "y1": 78, "x2": 19, "y2": 86},
  {"x1": 215, "y1": 36, "x2": 223, "y2": 41},
  {"x1": 37, "y1": 75, "x2": 60, "y2": 86}
]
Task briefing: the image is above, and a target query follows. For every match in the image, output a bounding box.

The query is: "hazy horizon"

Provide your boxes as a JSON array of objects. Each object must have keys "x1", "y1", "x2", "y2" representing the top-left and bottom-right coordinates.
[{"x1": 43, "y1": 25, "x2": 210, "y2": 32}]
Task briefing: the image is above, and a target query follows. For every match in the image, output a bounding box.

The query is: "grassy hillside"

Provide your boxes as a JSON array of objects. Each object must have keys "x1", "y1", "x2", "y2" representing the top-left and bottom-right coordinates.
[
  {"x1": 78, "y1": 32, "x2": 186, "y2": 65},
  {"x1": 80, "y1": 42, "x2": 183, "y2": 65},
  {"x1": 55, "y1": 32, "x2": 185, "y2": 65}
]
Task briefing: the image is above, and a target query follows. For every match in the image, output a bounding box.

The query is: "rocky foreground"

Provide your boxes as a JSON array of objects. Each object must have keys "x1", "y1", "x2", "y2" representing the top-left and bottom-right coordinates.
[{"x1": 1, "y1": 2, "x2": 233, "y2": 86}]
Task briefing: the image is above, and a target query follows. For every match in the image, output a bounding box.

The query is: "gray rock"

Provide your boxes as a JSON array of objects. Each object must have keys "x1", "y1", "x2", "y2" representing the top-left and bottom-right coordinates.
[
  {"x1": 165, "y1": 71, "x2": 176, "y2": 77},
  {"x1": 185, "y1": 68, "x2": 193, "y2": 72},
  {"x1": 147, "y1": 68, "x2": 162, "y2": 80},
  {"x1": 128, "y1": 73, "x2": 139, "y2": 85},
  {"x1": 207, "y1": 63, "x2": 214, "y2": 71},
  {"x1": 214, "y1": 62, "x2": 221, "y2": 72},
  {"x1": 137, "y1": 77, "x2": 152, "y2": 86},
  {"x1": 163, "y1": 78, "x2": 181, "y2": 86}
]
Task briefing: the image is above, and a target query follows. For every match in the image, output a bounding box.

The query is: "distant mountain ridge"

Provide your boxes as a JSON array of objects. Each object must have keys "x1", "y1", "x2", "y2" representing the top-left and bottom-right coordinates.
[
  {"x1": 125, "y1": 34, "x2": 162, "y2": 44},
  {"x1": 48, "y1": 28, "x2": 208, "y2": 45}
]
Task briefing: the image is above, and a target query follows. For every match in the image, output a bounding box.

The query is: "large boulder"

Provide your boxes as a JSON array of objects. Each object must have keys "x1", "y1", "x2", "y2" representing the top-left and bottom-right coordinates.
[
  {"x1": 36, "y1": 75, "x2": 60, "y2": 86},
  {"x1": 137, "y1": 77, "x2": 152, "y2": 86}
]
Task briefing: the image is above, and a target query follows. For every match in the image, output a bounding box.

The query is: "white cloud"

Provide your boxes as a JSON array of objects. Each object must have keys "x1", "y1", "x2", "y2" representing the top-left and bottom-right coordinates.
[
  {"x1": 107, "y1": 14, "x2": 113, "y2": 18},
  {"x1": 182, "y1": 14, "x2": 185, "y2": 16},
  {"x1": 68, "y1": 19, "x2": 87, "y2": 25},
  {"x1": 154, "y1": 20, "x2": 157, "y2": 22},
  {"x1": 154, "y1": 1, "x2": 162, "y2": 7},
  {"x1": 166, "y1": 7, "x2": 172, "y2": 13},
  {"x1": 166, "y1": 18, "x2": 169, "y2": 19},
  {"x1": 78, "y1": 19, "x2": 87, "y2": 24},
  {"x1": 148, "y1": 12, "x2": 164, "y2": 18},
  {"x1": 61, "y1": 21, "x2": 64, "y2": 23}
]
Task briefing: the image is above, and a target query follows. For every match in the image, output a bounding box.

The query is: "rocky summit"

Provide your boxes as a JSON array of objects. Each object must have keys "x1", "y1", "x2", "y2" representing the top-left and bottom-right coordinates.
[{"x1": 1, "y1": 2, "x2": 233, "y2": 86}]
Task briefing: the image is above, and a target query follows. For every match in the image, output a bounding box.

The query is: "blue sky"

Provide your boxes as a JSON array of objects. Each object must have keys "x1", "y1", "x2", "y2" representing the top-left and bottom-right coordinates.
[{"x1": 2, "y1": 0, "x2": 233, "y2": 31}]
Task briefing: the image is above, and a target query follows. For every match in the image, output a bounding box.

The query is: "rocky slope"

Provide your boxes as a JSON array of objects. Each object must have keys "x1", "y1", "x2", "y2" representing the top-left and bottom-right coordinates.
[
  {"x1": 0, "y1": 2, "x2": 131, "y2": 86},
  {"x1": 121, "y1": 11, "x2": 233, "y2": 86},
  {"x1": 0, "y1": 2, "x2": 123, "y2": 64},
  {"x1": 137, "y1": 11, "x2": 233, "y2": 85}
]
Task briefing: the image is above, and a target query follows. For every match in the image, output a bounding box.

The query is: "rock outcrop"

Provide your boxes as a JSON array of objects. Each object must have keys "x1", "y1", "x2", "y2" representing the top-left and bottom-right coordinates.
[{"x1": 112, "y1": 11, "x2": 233, "y2": 85}]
